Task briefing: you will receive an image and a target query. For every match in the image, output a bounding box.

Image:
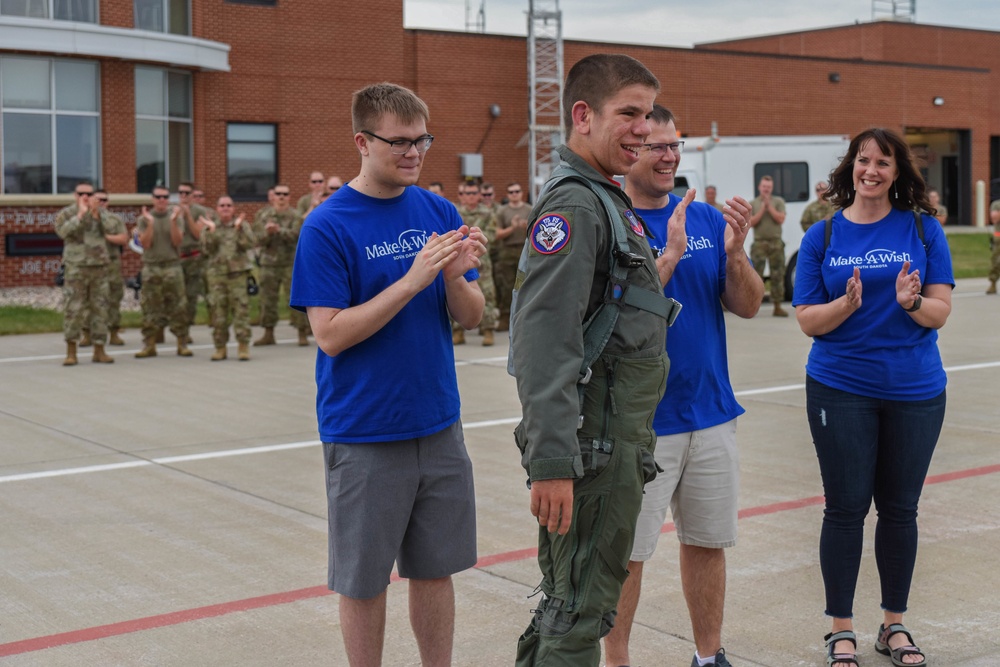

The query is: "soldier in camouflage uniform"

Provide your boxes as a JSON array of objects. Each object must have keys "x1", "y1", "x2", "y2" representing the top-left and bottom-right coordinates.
[
  {"x1": 749, "y1": 175, "x2": 789, "y2": 316},
  {"x1": 177, "y1": 182, "x2": 219, "y2": 336},
  {"x1": 297, "y1": 171, "x2": 326, "y2": 218},
  {"x1": 94, "y1": 190, "x2": 129, "y2": 345},
  {"x1": 989, "y1": 199, "x2": 1000, "y2": 294},
  {"x1": 800, "y1": 181, "x2": 835, "y2": 232},
  {"x1": 454, "y1": 182, "x2": 498, "y2": 345},
  {"x1": 495, "y1": 182, "x2": 530, "y2": 330},
  {"x1": 134, "y1": 186, "x2": 194, "y2": 358},
  {"x1": 201, "y1": 196, "x2": 256, "y2": 361},
  {"x1": 253, "y1": 184, "x2": 308, "y2": 346},
  {"x1": 54, "y1": 183, "x2": 118, "y2": 365}
]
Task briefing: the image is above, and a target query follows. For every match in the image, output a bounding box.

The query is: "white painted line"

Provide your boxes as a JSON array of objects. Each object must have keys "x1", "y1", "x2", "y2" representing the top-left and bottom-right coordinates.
[{"x1": 0, "y1": 360, "x2": 996, "y2": 485}]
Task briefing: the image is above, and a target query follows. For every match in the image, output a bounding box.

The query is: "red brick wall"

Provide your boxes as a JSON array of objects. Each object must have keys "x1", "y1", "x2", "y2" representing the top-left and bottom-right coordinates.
[{"x1": 3, "y1": 7, "x2": 1000, "y2": 286}]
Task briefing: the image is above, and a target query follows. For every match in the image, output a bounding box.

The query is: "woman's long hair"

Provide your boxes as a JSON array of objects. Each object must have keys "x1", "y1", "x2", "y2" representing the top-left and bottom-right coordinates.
[{"x1": 826, "y1": 128, "x2": 936, "y2": 216}]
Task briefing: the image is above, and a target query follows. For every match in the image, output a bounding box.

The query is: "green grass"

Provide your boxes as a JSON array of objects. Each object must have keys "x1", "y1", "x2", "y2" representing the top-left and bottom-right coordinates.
[
  {"x1": 946, "y1": 232, "x2": 994, "y2": 279},
  {"x1": 0, "y1": 296, "x2": 293, "y2": 336}
]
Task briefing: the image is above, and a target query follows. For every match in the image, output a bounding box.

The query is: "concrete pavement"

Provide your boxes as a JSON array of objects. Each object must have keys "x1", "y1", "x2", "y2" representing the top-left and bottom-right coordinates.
[{"x1": 0, "y1": 277, "x2": 998, "y2": 666}]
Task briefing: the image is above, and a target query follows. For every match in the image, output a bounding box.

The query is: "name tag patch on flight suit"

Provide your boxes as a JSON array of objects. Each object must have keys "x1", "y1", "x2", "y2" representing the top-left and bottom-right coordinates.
[
  {"x1": 530, "y1": 213, "x2": 572, "y2": 255},
  {"x1": 624, "y1": 210, "x2": 644, "y2": 237}
]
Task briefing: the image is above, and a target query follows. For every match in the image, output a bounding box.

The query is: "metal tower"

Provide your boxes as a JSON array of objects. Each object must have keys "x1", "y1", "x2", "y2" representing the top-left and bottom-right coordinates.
[
  {"x1": 466, "y1": 0, "x2": 485, "y2": 32},
  {"x1": 527, "y1": 0, "x2": 563, "y2": 202},
  {"x1": 872, "y1": 0, "x2": 916, "y2": 22}
]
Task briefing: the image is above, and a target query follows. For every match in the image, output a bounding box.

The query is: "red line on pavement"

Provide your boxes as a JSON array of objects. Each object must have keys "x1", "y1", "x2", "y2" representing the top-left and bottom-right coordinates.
[{"x1": 2, "y1": 462, "x2": 997, "y2": 658}]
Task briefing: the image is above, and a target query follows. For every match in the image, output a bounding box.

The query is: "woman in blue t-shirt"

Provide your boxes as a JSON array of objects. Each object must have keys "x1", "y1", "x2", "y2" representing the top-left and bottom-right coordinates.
[{"x1": 793, "y1": 128, "x2": 953, "y2": 667}]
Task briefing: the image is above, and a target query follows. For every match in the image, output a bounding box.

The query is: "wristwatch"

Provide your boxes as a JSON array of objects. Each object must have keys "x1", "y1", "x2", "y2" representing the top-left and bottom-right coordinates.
[{"x1": 904, "y1": 294, "x2": 922, "y2": 312}]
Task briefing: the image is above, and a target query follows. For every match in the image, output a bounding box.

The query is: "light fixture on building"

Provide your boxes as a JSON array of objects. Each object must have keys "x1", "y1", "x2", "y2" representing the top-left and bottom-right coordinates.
[
  {"x1": 828, "y1": 72, "x2": 841, "y2": 83},
  {"x1": 933, "y1": 96, "x2": 945, "y2": 106}
]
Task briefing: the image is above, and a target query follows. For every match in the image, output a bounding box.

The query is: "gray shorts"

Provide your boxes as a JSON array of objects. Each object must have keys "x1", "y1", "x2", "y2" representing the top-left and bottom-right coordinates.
[
  {"x1": 631, "y1": 419, "x2": 740, "y2": 559},
  {"x1": 323, "y1": 420, "x2": 477, "y2": 599}
]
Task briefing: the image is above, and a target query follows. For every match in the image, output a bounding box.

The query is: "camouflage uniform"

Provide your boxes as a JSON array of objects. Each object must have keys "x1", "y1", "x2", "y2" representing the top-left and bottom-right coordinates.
[
  {"x1": 495, "y1": 202, "x2": 530, "y2": 325},
  {"x1": 253, "y1": 207, "x2": 307, "y2": 332},
  {"x1": 138, "y1": 210, "x2": 189, "y2": 341},
  {"x1": 202, "y1": 219, "x2": 256, "y2": 347},
  {"x1": 455, "y1": 203, "x2": 498, "y2": 332},
  {"x1": 178, "y1": 203, "x2": 217, "y2": 327},
  {"x1": 750, "y1": 194, "x2": 787, "y2": 303},
  {"x1": 54, "y1": 203, "x2": 114, "y2": 344},
  {"x1": 989, "y1": 200, "x2": 1000, "y2": 291},
  {"x1": 103, "y1": 211, "x2": 127, "y2": 331},
  {"x1": 296, "y1": 193, "x2": 320, "y2": 218},
  {"x1": 800, "y1": 198, "x2": 835, "y2": 232}
]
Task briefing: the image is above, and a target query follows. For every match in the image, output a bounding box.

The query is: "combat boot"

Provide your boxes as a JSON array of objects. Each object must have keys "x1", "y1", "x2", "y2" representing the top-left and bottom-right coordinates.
[
  {"x1": 237, "y1": 342, "x2": 250, "y2": 361},
  {"x1": 63, "y1": 341, "x2": 78, "y2": 366},
  {"x1": 79, "y1": 330, "x2": 92, "y2": 347},
  {"x1": 988, "y1": 280, "x2": 997, "y2": 295},
  {"x1": 109, "y1": 328, "x2": 125, "y2": 346},
  {"x1": 92, "y1": 344, "x2": 114, "y2": 363},
  {"x1": 211, "y1": 347, "x2": 227, "y2": 361},
  {"x1": 482, "y1": 329, "x2": 495, "y2": 346},
  {"x1": 156, "y1": 327, "x2": 165, "y2": 343},
  {"x1": 773, "y1": 304, "x2": 789, "y2": 317},
  {"x1": 254, "y1": 327, "x2": 276, "y2": 346},
  {"x1": 298, "y1": 330, "x2": 309, "y2": 346},
  {"x1": 177, "y1": 337, "x2": 193, "y2": 357},
  {"x1": 135, "y1": 337, "x2": 157, "y2": 358},
  {"x1": 453, "y1": 329, "x2": 465, "y2": 345}
]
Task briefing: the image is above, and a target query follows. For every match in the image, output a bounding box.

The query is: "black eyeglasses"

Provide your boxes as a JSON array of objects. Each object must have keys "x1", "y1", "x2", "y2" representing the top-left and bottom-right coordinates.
[
  {"x1": 75, "y1": 191, "x2": 93, "y2": 197},
  {"x1": 274, "y1": 192, "x2": 290, "y2": 196},
  {"x1": 152, "y1": 194, "x2": 170, "y2": 199},
  {"x1": 507, "y1": 188, "x2": 521, "y2": 194},
  {"x1": 481, "y1": 192, "x2": 494, "y2": 197},
  {"x1": 178, "y1": 189, "x2": 193, "y2": 195},
  {"x1": 311, "y1": 179, "x2": 324, "y2": 184},
  {"x1": 362, "y1": 130, "x2": 434, "y2": 154},
  {"x1": 96, "y1": 197, "x2": 109, "y2": 202}
]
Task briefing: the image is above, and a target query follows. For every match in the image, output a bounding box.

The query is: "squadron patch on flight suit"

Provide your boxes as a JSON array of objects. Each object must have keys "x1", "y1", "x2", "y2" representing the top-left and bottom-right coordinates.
[
  {"x1": 529, "y1": 213, "x2": 572, "y2": 255},
  {"x1": 624, "y1": 209, "x2": 644, "y2": 237}
]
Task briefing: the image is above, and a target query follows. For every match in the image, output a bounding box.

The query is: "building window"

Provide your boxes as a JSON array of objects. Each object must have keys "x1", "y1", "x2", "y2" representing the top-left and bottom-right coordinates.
[
  {"x1": 0, "y1": 0, "x2": 96, "y2": 21},
  {"x1": 135, "y1": 66, "x2": 192, "y2": 193},
  {"x1": 134, "y1": 0, "x2": 189, "y2": 35},
  {"x1": 227, "y1": 123, "x2": 277, "y2": 201},
  {"x1": 754, "y1": 162, "x2": 810, "y2": 203},
  {"x1": 1, "y1": 57, "x2": 100, "y2": 194}
]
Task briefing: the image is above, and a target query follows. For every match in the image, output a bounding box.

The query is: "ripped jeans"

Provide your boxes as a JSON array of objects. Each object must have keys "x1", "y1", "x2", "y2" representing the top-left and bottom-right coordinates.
[{"x1": 806, "y1": 376, "x2": 946, "y2": 619}]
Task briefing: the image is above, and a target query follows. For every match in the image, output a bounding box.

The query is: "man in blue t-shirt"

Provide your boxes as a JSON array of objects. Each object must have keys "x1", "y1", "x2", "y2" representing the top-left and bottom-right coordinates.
[
  {"x1": 289, "y1": 83, "x2": 487, "y2": 666},
  {"x1": 603, "y1": 106, "x2": 763, "y2": 667}
]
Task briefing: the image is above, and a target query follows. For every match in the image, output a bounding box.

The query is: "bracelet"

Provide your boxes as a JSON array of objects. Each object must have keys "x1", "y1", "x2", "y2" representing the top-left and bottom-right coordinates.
[{"x1": 904, "y1": 294, "x2": 922, "y2": 312}]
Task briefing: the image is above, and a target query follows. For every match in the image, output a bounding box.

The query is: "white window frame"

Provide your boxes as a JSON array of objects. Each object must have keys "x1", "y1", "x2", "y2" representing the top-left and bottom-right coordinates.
[
  {"x1": 0, "y1": 55, "x2": 102, "y2": 194},
  {"x1": 134, "y1": 65, "x2": 193, "y2": 191}
]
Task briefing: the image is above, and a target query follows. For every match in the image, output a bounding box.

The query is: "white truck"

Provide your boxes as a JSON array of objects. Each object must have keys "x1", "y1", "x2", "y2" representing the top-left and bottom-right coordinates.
[{"x1": 673, "y1": 133, "x2": 851, "y2": 300}]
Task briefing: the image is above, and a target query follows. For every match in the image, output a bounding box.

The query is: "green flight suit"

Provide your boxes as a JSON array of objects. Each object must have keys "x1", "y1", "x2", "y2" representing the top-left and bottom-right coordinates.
[{"x1": 511, "y1": 146, "x2": 669, "y2": 667}]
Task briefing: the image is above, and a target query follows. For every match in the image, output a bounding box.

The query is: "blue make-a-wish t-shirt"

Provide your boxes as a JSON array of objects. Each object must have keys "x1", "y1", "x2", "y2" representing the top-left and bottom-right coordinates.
[
  {"x1": 638, "y1": 194, "x2": 745, "y2": 436},
  {"x1": 793, "y1": 207, "x2": 954, "y2": 400},
  {"x1": 289, "y1": 185, "x2": 478, "y2": 443}
]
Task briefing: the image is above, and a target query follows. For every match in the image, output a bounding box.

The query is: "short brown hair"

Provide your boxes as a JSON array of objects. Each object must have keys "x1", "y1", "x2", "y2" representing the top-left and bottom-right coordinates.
[
  {"x1": 649, "y1": 104, "x2": 676, "y2": 126},
  {"x1": 352, "y1": 83, "x2": 429, "y2": 134},
  {"x1": 563, "y1": 54, "x2": 659, "y2": 136}
]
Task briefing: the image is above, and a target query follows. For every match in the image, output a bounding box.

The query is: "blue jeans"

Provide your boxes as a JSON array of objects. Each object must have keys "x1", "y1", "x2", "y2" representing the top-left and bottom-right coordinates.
[{"x1": 806, "y1": 376, "x2": 946, "y2": 619}]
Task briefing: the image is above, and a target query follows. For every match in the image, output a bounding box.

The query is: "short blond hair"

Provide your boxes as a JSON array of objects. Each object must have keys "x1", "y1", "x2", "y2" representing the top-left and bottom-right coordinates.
[{"x1": 352, "y1": 83, "x2": 429, "y2": 133}]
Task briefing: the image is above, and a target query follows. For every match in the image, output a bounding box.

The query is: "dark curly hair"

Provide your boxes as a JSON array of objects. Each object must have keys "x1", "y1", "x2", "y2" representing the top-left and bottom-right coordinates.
[{"x1": 826, "y1": 128, "x2": 936, "y2": 216}]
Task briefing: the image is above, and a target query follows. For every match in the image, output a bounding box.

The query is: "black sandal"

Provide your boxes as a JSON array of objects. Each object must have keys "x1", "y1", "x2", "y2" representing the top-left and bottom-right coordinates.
[
  {"x1": 825, "y1": 630, "x2": 860, "y2": 666},
  {"x1": 875, "y1": 623, "x2": 926, "y2": 666}
]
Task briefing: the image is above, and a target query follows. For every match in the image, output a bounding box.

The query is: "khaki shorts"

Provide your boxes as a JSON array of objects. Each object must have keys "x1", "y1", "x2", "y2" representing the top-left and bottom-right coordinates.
[{"x1": 631, "y1": 419, "x2": 740, "y2": 559}]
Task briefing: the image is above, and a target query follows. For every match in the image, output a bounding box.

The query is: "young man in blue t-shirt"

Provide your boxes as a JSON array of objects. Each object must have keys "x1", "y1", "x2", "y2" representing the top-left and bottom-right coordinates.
[
  {"x1": 289, "y1": 82, "x2": 486, "y2": 665},
  {"x1": 603, "y1": 106, "x2": 763, "y2": 667}
]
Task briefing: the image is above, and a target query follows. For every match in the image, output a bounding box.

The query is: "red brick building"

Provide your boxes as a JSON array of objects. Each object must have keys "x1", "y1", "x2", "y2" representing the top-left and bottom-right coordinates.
[{"x1": 1, "y1": 2, "x2": 997, "y2": 286}]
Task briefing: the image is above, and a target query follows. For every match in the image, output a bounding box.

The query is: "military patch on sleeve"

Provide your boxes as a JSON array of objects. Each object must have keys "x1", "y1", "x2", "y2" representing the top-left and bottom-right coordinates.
[
  {"x1": 530, "y1": 213, "x2": 572, "y2": 255},
  {"x1": 624, "y1": 209, "x2": 645, "y2": 237}
]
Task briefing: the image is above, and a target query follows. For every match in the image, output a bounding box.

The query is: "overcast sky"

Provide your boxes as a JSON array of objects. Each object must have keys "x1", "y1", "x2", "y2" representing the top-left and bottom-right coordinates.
[{"x1": 404, "y1": 0, "x2": 1000, "y2": 49}]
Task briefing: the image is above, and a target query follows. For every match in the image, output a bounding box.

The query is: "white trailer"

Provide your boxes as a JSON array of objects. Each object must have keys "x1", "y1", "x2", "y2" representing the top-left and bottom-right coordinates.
[{"x1": 674, "y1": 134, "x2": 851, "y2": 300}]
